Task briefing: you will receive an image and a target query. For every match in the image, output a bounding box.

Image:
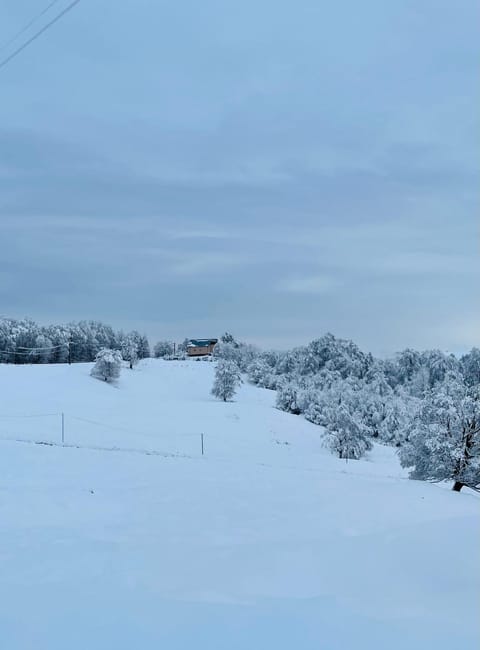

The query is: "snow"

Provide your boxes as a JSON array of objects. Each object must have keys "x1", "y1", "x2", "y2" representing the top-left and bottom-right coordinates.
[{"x1": 0, "y1": 359, "x2": 479, "y2": 649}]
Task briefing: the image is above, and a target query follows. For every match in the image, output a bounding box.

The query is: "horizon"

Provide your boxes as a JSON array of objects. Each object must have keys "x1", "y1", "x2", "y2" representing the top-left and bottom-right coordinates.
[{"x1": 0, "y1": 313, "x2": 474, "y2": 359}]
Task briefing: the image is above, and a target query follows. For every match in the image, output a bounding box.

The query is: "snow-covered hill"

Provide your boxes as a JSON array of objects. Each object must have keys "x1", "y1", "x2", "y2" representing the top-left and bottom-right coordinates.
[{"x1": 0, "y1": 360, "x2": 478, "y2": 649}]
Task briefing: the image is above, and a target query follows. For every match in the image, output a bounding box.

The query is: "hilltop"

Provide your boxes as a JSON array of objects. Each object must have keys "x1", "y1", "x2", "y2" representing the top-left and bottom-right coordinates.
[{"x1": 0, "y1": 359, "x2": 478, "y2": 649}]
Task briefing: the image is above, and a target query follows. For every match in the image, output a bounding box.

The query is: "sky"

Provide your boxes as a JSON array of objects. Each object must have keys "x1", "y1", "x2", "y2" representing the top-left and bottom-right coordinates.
[{"x1": 0, "y1": 0, "x2": 478, "y2": 355}]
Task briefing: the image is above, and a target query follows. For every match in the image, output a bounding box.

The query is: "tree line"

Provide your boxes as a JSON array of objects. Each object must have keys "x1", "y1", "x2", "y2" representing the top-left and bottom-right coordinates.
[
  {"x1": 0, "y1": 317, "x2": 150, "y2": 364},
  {"x1": 212, "y1": 333, "x2": 480, "y2": 492}
]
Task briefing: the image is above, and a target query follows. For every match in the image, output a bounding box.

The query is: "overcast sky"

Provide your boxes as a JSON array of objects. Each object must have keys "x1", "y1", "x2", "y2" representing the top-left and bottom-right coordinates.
[{"x1": 0, "y1": 0, "x2": 478, "y2": 355}]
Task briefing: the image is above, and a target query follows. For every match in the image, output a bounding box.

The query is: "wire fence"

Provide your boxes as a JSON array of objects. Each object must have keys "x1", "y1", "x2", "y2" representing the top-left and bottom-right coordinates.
[
  {"x1": 0, "y1": 412, "x2": 206, "y2": 458},
  {"x1": 0, "y1": 412, "x2": 402, "y2": 480}
]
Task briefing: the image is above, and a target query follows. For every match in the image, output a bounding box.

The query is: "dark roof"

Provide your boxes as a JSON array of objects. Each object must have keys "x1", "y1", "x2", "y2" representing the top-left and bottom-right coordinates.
[{"x1": 188, "y1": 338, "x2": 218, "y2": 347}]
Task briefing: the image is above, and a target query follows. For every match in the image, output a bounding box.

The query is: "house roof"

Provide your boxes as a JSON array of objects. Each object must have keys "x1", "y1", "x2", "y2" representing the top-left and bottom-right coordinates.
[{"x1": 187, "y1": 338, "x2": 218, "y2": 347}]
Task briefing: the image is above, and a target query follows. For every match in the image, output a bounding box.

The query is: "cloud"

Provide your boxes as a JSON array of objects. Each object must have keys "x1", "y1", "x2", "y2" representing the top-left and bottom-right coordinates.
[
  {"x1": 0, "y1": 0, "x2": 478, "y2": 353},
  {"x1": 278, "y1": 275, "x2": 340, "y2": 294},
  {"x1": 155, "y1": 251, "x2": 250, "y2": 277}
]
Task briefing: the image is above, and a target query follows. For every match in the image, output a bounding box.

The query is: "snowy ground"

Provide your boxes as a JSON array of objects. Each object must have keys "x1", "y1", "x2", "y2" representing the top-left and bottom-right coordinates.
[{"x1": 0, "y1": 359, "x2": 478, "y2": 649}]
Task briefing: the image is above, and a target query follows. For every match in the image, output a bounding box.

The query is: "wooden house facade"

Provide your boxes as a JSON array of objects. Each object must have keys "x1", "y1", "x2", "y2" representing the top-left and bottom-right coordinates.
[{"x1": 186, "y1": 338, "x2": 218, "y2": 357}]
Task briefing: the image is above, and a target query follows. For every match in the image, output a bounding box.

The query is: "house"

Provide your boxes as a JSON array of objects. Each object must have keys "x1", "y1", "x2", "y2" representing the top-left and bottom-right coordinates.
[{"x1": 186, "y1": 338, "x2": 218, "y2": 357}]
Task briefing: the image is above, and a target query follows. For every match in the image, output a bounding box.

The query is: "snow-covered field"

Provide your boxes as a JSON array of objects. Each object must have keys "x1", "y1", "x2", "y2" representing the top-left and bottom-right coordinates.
[{"x1": 0, "y1": 359, "x2": 478, "y2": 649}]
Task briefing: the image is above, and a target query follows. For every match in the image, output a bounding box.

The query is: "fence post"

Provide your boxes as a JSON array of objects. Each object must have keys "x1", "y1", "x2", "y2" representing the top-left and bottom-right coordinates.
[
  {"x1": 61, "y1": 412, "x2": 65, "y2": 444},
  {"x1": 201, "y1": 433, "x2": 204, "y2": 456}
]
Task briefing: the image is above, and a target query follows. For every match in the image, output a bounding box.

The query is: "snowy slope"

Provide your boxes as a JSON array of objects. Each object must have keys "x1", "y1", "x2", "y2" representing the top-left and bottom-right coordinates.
[{"x1": 0, "y1": 359, "x2": 478, "y2": 649}]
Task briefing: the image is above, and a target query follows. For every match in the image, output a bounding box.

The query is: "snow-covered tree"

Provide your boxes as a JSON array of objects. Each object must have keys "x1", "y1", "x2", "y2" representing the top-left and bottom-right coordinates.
[
  {"x1": 153, "y1": 340, "x2": 174, "y2": 358},
  {"x1": 214, "y1": 339, "x2": 258, "y2": 371},
  {"x1": 221, "y1": 332, "x2": 238, "y2": 346},
  {"x1": 91, "y1": 348, "x2": 122, "y2": 383},
  {"x1": 32, "y1": 334, "x2": 53, "y2": 364},
  {"x1": 355, "y1": 389, "x2": 386, "y2": 439},
  {"x1": 378, "y1": 391, "x2": 418, "y2": 446},
  {"x1": 247, "y1": 353, "x2": 281, "y2": 389},
  {"x1": 276, "y1": 382, "x2": 302, "y2": 414},
  {"x1": 390, "y1": 349, "x2": 460, "y2": 398},
  {"x1": 248, "y1": 358, "x2": 272, "y2": 388},
  {"x1": 45, "y1": 326, "x2": 69, "y2": 363},
  {"x1": 421, "y1": 349, "x2": 459, "y2": 388},
  {"x1": 139, "y1": 335, "x2": 151, "y2": 359},
  {"x1": 122, "y1": 336, "x2": 138, "y2": 369},
  {"x1": 211, "y1": 359, "x2": 242, "y2": 402},
  {"x1": 396, "y1": 348, "x2": 422, "y2": 384},
  {"x1": 300, "y1": 334, "x2": 371, "y2": 379},
  {"x1": 322, "y1": 404, "x2": 373, "y2": 460},
  {"x1": 302, "y1": 391, "x2": 327, "y2": 426},
  {"x1": 461, "y1": 348, "x2": 480, "y2": 387},
  {"x1": 399, "y1": 374, "x2": 480, "y2": 491},
  {"x1": 213, "y1": 341, "x2": 238, "y2": 363},
  {"x1": 177, "y1": 338, "x2": 190, "y2": 353}
]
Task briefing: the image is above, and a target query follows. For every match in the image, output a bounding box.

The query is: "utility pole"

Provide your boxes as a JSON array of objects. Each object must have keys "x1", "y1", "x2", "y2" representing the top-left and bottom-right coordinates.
[{"x1": 68, "y1": 335, "x2": 72, "y2": 365}]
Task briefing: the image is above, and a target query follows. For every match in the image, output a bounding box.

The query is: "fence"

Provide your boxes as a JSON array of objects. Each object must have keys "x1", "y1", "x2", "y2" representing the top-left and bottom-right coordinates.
[{"x1": 0, "y1": 412, "x2": 206, "y2": 457}]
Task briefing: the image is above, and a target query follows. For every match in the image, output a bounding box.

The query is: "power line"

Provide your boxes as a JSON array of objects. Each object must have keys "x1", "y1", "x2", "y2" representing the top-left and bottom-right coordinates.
[
  {"x1": 0, "y1": 0, "x2": 82, "y2": 72},
  {"x1": 16, "y1": 343, "x2": 75, "y2": 350},
  {"x1": 0, "y1": 343, "x2": 77, "y2": 357},
  {"x1": 0, "y1": 412, "x2": 61, "y2": 418},
  {"x1": 0, "y1": 352, "x2": 58, "y2": 357},
  {"x1": 0, "y1": 344, "x2": 73, "y2": 355},
  {"x1": 0, "y1": 350, "x2": 48, "y2": 357},
  {"x1": 0, "y1": 341, "x2": 78, "y2": 352},
  {"x1": 0, "y1": 0, "x2": 62, "y2": 54}
]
